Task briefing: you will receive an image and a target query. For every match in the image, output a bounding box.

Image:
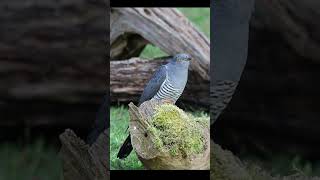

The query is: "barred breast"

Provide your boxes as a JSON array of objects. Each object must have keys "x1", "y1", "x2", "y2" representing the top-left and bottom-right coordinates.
[
  {"x1": 154, "y1": 78, "x2": 184, "y2": 103},
  {"x1": 210, "y1": 80, "x2": 238, "y2": 124}
]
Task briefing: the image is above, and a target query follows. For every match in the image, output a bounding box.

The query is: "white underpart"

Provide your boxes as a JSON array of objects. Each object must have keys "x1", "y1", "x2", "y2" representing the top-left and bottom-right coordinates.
[{"x1": 154, "y1": 70, "x2": 183, "y2": 102}]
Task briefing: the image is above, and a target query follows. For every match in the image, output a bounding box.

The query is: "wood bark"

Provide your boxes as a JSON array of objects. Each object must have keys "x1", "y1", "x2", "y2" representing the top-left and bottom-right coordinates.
[
  {"x1": 0, "y1": 0, "x2": 108, "y2": 127},
  {"x1": 110, "y1": 57, "x2": 209, "y2": 106},
  {"x1": 59, "y1": 129, "x2": 109, "y2": 180},
  {"x1": 111, "y1": 33, "x2": 148, "y2": 60},
  {"x1": 128, "y1": 99, "x2": 210, "y2": 170},
  {"x1": 211, "y1": 141, "x2": 320, "y2": 180},
  {"x1": 110, "y1": 8, "x2": 210, "y2": 80},
  {"x1": 0, "y1": 0, "x2": 107, "y2": 103}
]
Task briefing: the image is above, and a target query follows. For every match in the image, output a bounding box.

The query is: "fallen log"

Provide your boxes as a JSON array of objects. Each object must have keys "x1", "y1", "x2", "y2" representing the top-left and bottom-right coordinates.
[
  {"x1": 0, "y1": 0, "x2": 108, "y2": 128},
  {"x1": 110, "y1": 8, "x2": 210, "y2": 80},
  {"x1": 110, "y1": 57, "x2": 209, "y2": 106},
  {"x1": 0, "y1": 0, "x2": 107, "y2": 103},
  {"x1": 111, "y1": 33, "x2": 148, "y2": 60}
]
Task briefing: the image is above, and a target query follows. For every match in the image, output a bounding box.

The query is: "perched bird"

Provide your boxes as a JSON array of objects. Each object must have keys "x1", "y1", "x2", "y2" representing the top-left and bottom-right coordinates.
[
  {"x1": 211, "y1": 0, "x2": 255, "y2": 124},
  {"x1": 86, "y1": 95, "x2": 109, "y2": 145},
  {"x1": 117, "y1": 53, "x2": 192, "y2": 159}
]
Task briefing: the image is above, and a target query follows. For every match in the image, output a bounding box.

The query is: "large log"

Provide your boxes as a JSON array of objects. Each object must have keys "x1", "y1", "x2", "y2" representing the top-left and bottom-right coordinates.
[
  {"x1": 0, "y1": 0, "x2": 108, "y2": 128},
  {"x1": 110, "y1": 57, "x2": 209, "y2": 106},
  {"x1": 110, "y1": 8, "x2": 210, "y2": 80},
  {"x1": 111, "y1": 33, "x2": 148, "y2": 60},
  {"x1": 0, "y1": 0, "x2": 107, "y2": 103}
]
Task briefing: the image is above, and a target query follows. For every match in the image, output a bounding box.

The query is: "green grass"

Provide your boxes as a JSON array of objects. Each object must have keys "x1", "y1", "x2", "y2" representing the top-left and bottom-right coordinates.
[
  {"x1": 110, "y1": 106, "x2": 144, "y2": 170},
  {"x1": 178, "y1": 8, "x2": 210, "y2": 37},
  {"x1": 110, "y1": 105, "x2": 209, "y2": 170},
  {"x1": 0, "y1": 139, "x2": 62, "y2": 180},
  {"x1": 140, "y1": 8, "x2": 209, "y2": 58}
]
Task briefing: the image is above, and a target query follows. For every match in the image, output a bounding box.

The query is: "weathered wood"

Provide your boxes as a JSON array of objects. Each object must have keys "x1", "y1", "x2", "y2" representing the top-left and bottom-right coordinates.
[
  {"x1": 0, "y1": 0, "x2": 108, "y2": 128},
  {"x1": 110, "y1": 8, "x2": 210, "y2": 80},
  {"x1": 111, "y1": 33, "x2": 148, "y2": 60},
  {"x1": 110, "y1": 57, "x2": 209, "y2": 106},
  {"x1": 0, "y1": 0, "x2": 107, "y2": 103},
  {"x1": 129, "y1": 99, "x2": 210, "y2": 170},
  {"x1": 211, "y1": 141, "x2": 320, "y2": 180},
  {"x1": 59, "y1": 129, "x2": 109, "y2": 180}
]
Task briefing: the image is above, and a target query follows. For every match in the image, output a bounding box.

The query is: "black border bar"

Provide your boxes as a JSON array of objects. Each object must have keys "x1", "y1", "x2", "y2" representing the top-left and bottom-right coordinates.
[
  {"x1": 111, "y1": 0, "x2": 210, "y2": 7},
  {"x1": 111, "y1": 170, "x2": 210, "y2": 179}
]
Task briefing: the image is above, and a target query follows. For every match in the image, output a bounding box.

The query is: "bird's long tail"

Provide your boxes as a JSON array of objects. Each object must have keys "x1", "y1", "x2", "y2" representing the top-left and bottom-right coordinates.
[{"x1": 117, "y1": 135, "x2": 133, "y2": 159}]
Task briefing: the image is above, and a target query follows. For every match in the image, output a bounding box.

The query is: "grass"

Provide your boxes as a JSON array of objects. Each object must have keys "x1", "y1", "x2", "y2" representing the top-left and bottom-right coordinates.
[
  {"x1": 0, "y1": 139, "x2": 62, "y2": 180},
  {"x1": 110, "y1": 106, "x2": 144, "y2": 170},
  {"x1": 110, "y1": 105, "x2": 209, "y2": 169},
  {"x1": 243, "y1": 154, "x2": 320, "y2": 177}
]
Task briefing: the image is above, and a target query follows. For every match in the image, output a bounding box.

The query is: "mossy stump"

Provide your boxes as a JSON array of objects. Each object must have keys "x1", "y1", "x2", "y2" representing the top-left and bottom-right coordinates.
[{"x1": 128, "y1": 99, "x2": 210, "y2": 170}]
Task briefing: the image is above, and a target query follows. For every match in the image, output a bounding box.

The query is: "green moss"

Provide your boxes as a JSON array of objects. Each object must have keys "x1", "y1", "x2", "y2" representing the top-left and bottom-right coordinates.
[{"x1": 148, "y1": 104, "x2": 206, "y2": 157}]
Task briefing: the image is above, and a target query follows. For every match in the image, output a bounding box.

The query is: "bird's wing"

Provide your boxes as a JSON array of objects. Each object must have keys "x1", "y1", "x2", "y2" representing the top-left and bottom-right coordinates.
[
  {"x1": 138, "y1": 65, "x2": 167, "y2": 105},
  {"x1": 86, "y1": 95, "x2": 109, "y2": 145},
  {"x1": 211, "y1": 0, "x2": 255, "y2": 124}
]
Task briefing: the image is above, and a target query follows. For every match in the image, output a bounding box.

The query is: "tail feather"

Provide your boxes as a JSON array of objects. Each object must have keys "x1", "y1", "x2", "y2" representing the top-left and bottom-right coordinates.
[{"x1": 117, "y1": 135, "x2": 133, "y2": 159}]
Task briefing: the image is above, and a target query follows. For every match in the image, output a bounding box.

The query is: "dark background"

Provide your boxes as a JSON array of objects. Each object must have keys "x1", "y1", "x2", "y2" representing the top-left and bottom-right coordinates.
[
  {"x1": 213, "y1": 0, "x2": 320, "y2": 175},
  {"x1": 0, "y1": 0, "x2": 107, "y2": 179}
]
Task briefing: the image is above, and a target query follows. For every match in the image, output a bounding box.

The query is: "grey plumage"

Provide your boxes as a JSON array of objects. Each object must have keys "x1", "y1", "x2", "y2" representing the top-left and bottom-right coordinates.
[
  {"x1": 138, "y1": 65, "x2": 167, "y2": 105},
  {"x1": 154, "y1": 75, "x2": 184, "y2": 101},
  {"x1": 117, "y1": 53, "x2": 191, "y2": 159},
  {"x1": 139, "y1": 54, "x2": 190, "y2": 105},
  {"x1": 211, "y1": 0, "x2": 255, "y2": 124}
]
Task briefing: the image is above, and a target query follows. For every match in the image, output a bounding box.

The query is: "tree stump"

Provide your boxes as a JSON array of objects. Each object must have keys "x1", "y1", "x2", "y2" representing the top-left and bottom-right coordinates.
[
  {"x1": 128, "y1": 99, "x2": 210, "y2": 170},
  {"x1": 59, "y1": 129, "x2": 109, "y2": 180}
]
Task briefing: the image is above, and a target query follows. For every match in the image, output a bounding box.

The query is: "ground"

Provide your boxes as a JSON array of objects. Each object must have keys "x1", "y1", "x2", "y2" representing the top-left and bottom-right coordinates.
[{"x1": 0, "y1": 139, "x2": 62, "y2": 180}]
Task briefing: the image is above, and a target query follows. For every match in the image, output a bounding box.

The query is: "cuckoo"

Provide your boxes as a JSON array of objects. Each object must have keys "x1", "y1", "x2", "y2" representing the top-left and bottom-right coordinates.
[
  {"x1": 117, "y1": 53, "x2": 191, "y2": 159},
  {"x1": 211, "y1": 0, "x2": 255, "y2": 124}
]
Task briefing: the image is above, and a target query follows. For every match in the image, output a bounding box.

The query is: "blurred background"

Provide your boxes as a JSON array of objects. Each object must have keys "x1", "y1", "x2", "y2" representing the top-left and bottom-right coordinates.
[
  {"x1": 0, "y1": 1, "x2": 106, "y2": 179},
  {"x1": 213, "y1": 0, "x2": 320, "y2": 176}
]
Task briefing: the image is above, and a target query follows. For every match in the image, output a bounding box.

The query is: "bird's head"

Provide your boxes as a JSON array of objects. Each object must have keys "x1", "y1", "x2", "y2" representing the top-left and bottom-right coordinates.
[
  {"x1": 173, "y1": 53, "x2": 192, "y2": 62},
  {"x1": 172, "y1": 53, "x2": 192, "y2": 68}
]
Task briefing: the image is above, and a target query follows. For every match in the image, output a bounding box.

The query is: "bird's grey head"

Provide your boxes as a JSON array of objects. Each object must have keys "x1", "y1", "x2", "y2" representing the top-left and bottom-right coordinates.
[
  {"x1": 173, "y1": 53, "x2": 192, "y2": 62},
  {"x1": 171, "y1": 53, "x2": 192, "y2": 68}
]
